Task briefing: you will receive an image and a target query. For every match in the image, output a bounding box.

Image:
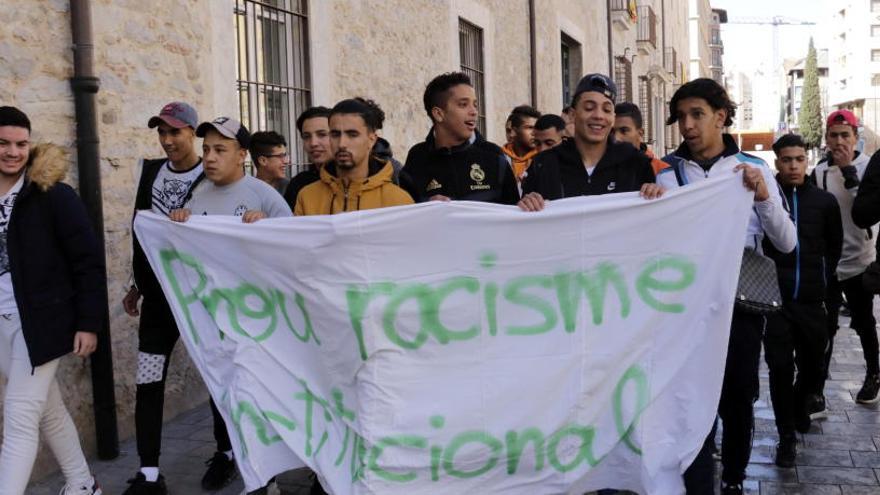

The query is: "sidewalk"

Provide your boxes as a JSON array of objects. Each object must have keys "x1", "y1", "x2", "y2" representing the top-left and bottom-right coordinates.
[{"x1": 28, "y1": 313, "x2": 880, "y2": 494}]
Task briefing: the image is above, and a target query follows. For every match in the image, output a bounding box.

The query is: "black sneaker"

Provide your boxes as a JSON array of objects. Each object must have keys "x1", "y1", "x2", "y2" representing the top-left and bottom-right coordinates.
[
  {"x1": 856, "y1": 373, "x2": 880, "y2": 404},
  {"x1": 122, "y1": 472, "x2": 167, "y2": 495},
  {"x1": 720, "y1": 482, "x2": 743, "y2": 495},
  {"x1": 201, "y1": 452, "x2": 238, "y2": 490},
  {"x1": 806, "y1": 394, "x2": 827, "y2": 420},
  {"x1": 246, "y1": 477, "x2": 277, "y2": 495},
  {"x1": 794, "y1": 403, "x2": 812, "y2": 434},
  {"x1": 775, "y1": 434, "x2": 797, "y2": 468}
]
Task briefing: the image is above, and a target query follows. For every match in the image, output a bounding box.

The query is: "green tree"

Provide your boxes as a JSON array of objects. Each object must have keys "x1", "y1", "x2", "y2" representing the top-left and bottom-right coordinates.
[{"x1": 798, "y1": 38, "x2": 823, "y2": 148}]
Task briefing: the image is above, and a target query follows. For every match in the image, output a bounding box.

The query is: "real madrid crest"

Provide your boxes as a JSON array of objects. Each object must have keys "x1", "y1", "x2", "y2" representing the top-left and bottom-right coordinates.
[{"x1": 470, "y1": 164, "x2": 486, "y2": 183}]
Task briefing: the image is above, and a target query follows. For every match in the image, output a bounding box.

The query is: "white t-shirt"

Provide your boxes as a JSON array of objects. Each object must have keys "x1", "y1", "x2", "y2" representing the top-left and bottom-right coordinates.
[
  {"x1": 0, "y1": 175, "x2": 26, "y2": 314},
  {"x1": 186, "y1": 175, "x2": 292, "y2": 218},
  {"x1": 151, "y1": 160, "x2": 203, "y2": 216}
]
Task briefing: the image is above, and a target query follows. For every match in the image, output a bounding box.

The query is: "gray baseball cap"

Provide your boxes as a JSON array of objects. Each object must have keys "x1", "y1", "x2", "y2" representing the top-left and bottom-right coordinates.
[
  {"x1": 148, "y1": 101, "x2": 199, "y2": 129},
  {"x1": 196, "y1": 117, "x2": 251, "y2": 149}
]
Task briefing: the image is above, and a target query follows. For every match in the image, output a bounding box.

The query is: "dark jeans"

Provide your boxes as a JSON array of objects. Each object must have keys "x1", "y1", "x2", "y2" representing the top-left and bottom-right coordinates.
[
  {"x1": 824, "y1": 274, "x2": 879, "y2": 384},
  {"x1": 684, "y1": 310, "x2": 765, "y2": 490},
  {"x1": 764, "y1": 302, "x2": 827, "y2": 436},
  {"x1": 136, "y1": 296, "x2": 232, "y2": 466}
]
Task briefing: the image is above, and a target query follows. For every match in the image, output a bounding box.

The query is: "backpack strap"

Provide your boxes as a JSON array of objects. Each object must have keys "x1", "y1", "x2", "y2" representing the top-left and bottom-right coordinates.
[{"x1": 663, "y1": 156, "x2": 687, "y2": 187}]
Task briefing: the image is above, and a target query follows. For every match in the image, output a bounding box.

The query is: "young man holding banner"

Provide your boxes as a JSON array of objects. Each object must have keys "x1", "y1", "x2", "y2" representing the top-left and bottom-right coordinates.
[
  {"x1": 170, "y1": 117, "x2": 291, "y2": 223},
  {"x1": 517, "y1": 73, "x2": 657, "y2": 211},
  {"x1": 402, "y1": 72, "x2": 519, "y2": 205},
  {"x1": 167, "y1": 117, "x2": 290, "y2": 493},
  {"x1": 657, "y1": 78, "x2": 796, "y2": 495}
]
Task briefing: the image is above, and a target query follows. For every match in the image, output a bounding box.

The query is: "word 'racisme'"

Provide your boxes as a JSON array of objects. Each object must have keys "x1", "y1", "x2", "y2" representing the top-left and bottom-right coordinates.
[
  {"x1": 159, "y1": 249, "x2": 697, "y2": 359},
  {"x1": 226, "y1": 367, "x2": 649, "y2": 484}
]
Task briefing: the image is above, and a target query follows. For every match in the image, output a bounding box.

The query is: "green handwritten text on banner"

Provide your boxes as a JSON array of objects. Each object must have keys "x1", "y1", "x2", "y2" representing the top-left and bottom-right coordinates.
[{"x1": 135, "y1": 174, "x2": 753, "y2": 494}]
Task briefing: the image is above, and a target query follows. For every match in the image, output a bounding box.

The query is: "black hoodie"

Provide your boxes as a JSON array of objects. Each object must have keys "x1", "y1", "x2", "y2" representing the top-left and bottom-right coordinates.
[{"x1": 403, "y1": 130, "x2": 519, "y2": 204}]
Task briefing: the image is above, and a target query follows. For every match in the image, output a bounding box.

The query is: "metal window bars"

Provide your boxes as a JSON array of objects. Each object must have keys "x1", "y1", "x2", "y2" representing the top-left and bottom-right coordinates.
[
  {"x1": 235, "y1": 0, "x2": 311, "y2": 176},
  {"x1": 459, "y1": 18, "x2": 486, "y2": 137}
]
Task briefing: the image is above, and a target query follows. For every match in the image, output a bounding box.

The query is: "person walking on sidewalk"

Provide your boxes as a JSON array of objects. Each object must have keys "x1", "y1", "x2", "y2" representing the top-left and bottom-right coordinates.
[
  {"x1": 657, "y1": 78, "x2": 797, "y2": 495},
  {"x1": 0, "y1": 106, "x2": 103, "y2": 495},
  {"x1": 811, "y1": 109, "x2": 880, "y2": 406},
  {"x1": 123, "y1": 102, "x2": 238, "y2": 494},
  {"x1": 169, "y1": 116, "x2": 291, "y2": 495},
  {"x1": 763, "y1": 134, "x2": 843, "y2": 468}
]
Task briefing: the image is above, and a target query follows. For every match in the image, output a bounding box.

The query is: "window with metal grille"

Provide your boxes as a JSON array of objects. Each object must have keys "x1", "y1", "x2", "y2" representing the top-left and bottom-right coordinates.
[
  {"x1": 639, "y1": 76, "x2": 653, "y2": 144},
  {"x1": 235, "y1": 0, "x2": 311, "y2": 174},
  {"x1": 614, "y1": 57, "x2": 633, "y2": 103},
  {"x1": 561, "y1": 33, "x2": 582, "y2": 108},
  {"x1": 459, "y1": 19, "x2": 486, "y2": 136}
]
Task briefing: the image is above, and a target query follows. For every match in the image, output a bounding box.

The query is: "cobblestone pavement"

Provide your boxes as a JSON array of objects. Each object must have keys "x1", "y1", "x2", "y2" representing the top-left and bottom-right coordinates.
[{"x1": 28, "y1": 313, "x2": 880, "y2": 494}]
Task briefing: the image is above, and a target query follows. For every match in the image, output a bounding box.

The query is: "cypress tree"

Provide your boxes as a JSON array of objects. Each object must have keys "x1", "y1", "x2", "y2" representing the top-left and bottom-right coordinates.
[{"x1": 799, "y1": 38, "x2": 823, "y2": 148}]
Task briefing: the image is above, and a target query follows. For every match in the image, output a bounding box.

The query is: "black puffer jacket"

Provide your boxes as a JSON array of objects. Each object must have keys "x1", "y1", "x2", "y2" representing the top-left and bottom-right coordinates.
[
  {"x1": 7, "y1": 144, "x2": 106, "y2": 367},
  {"x1": 764, "y1": 177, "x2": 843, "y2": 303}
]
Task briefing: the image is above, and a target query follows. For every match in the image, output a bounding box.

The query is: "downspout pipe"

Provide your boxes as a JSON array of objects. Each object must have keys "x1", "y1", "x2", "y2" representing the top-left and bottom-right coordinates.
[
  {"x1": 606, "y1": 0, "x2": 613, "y2": 75},
  {"x1": 528, "y1": 0, "x2": 537, "y2": 107},
  {"x1": 69, "y1": 0, "x2": 119, "y2": 460}
]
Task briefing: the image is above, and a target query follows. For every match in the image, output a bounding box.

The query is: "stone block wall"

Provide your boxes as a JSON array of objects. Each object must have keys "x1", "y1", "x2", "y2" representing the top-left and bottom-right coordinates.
[{"x1": 0, "y1": 0, "x2": 236, "y2": 479}]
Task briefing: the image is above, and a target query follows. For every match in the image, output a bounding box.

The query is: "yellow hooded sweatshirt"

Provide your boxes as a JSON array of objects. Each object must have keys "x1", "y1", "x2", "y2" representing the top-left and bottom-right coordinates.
[
  {"x1": 502, "y1": 143, "x2": 538, "y2": 182},
  {"x1": 294, "y1": 158, "x2": 413, "y2": 215}
]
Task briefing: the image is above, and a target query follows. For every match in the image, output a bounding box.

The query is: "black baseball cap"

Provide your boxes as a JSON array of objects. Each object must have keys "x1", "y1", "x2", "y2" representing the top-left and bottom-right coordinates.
[{"x1": 571, "y1": 73, "x2": 617, "y2": 106}]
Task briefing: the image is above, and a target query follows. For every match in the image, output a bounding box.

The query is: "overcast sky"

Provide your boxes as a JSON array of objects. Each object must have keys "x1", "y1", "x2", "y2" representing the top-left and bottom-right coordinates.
[{"x1": 712, "y1": 0, "x2": 827, "y2": 73}]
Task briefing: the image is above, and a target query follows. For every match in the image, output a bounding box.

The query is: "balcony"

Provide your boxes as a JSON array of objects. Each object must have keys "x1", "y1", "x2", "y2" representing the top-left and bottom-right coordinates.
[
  {"x1": 637, "y1": 5, "x2": 657, "y2": 55},
  {"x1": 710, "y1": 28, "x2": 722, "y2": 47},
  {"x1": 664, "y1": 47, "x2": 677, "y2": 77},
  {"x1": 610, "y1": 0, "x2": 636, "y2": 31}
]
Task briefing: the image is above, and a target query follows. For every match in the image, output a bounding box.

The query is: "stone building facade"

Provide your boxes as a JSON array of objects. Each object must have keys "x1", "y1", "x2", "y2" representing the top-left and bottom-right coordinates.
[{"x1": 1, "y1": 0, "x2": 703, "y2": 481}]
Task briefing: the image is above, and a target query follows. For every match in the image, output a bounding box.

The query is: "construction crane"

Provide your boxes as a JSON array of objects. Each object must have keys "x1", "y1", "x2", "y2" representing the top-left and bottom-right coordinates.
[
  {"x1": 728, "y1": 16, "x2": 816, "y2": 133},
  {"x1": 728, "y1": 16, "x2": 817, "y2": 74}
]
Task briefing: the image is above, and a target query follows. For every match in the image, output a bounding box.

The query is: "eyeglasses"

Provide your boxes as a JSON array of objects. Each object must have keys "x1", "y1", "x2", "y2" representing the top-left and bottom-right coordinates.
[{"x1": 263, "y1": 152, "x2": 289, "y2": 159}]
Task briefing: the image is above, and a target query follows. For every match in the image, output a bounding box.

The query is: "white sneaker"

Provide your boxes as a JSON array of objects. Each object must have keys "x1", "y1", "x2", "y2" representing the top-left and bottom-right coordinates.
[{"x1": 59, "y1": 476, "x2": 102, "y2": 495}]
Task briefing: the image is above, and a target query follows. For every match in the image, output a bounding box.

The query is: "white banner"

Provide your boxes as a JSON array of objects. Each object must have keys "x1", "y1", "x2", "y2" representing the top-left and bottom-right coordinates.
[{"x1": 134, "y1": 174, "x2": 752, "y2": 494}]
